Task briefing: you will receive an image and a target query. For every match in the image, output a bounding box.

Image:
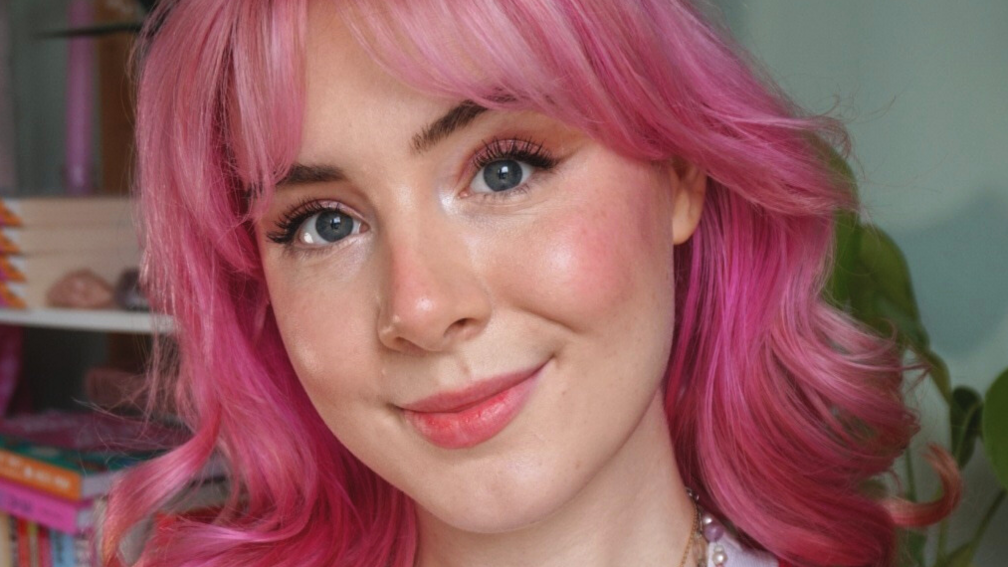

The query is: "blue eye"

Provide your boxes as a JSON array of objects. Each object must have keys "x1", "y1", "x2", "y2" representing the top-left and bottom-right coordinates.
[
  {"x1": 470, "y1": 159, "x2": 534, "y2": 194},
  {"x1": 294, "y1": 208, "x2": 361, "y2": 246}
]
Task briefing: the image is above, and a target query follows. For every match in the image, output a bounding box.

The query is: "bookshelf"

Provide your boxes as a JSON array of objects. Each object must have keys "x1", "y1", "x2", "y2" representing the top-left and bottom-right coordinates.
[
  {"x1": 0, "y1": 307, "x2": 170, "y2": 334},
  {"x1": 0, "y1": 4, "x2": 165, "y2": 564}
]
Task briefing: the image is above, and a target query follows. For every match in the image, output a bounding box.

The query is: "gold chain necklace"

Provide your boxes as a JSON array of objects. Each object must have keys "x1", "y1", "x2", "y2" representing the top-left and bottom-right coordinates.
[{"x1": 674, "y1": 502, "x2": 701, "y2": 567}]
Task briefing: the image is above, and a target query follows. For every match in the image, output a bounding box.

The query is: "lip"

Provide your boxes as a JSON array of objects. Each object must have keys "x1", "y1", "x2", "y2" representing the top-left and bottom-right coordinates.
[{"x1": 401, "y1": 361, "x2": 547, "y2": 449}]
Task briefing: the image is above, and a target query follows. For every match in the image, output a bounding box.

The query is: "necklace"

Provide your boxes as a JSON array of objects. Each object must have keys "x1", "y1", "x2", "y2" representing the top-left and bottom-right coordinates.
[
  {"x1": 683, "y1": 489, "x2": 730, "y2": 567},
  {"x1": 674, "y1": 503, "x2": 700, "y2": 567}
]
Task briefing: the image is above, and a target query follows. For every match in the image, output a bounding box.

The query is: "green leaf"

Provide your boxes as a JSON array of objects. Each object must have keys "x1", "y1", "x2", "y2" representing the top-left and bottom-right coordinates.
[
  {"x1": 983, "y1": 368, "x2": 1008, "y2": 492},
  {"x1": 822, "y1": 145, "x2": 861, "y2": 309},
  {"x1": 950, "y1": 387, "x2": 984, "y2": 467},
  {"x1": 819, "y1": 140, "x2": 859, "y2": 200},
  {"x1": 855, "y1": 225, "x2": 928, "y2": 349},
  {"x1": 826, "y1": 211, "x2": 861, "y2": 308},
  {"x1": 933, "y1": 541, "x2": 977, "y2": 567},
  {"x1": 873, "y1": 294, "x2": 929, "y2": 349},
  {"x1": 897, "y1": 529, "x2": 927, "y2": 567},
  {"x1": 921, "y1": 349, "x2": 953, "y2": 403}
]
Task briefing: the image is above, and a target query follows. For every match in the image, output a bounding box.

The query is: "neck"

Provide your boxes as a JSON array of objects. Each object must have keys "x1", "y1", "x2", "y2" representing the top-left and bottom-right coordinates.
[{"x1": 414, "y1": 393, "x2": 700, "y2": 567}]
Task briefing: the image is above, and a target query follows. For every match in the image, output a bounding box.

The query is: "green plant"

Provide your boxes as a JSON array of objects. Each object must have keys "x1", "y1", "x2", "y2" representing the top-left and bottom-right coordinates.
[{"x1": 826, "y1": 156, "x2": 1008, "y2": 567}]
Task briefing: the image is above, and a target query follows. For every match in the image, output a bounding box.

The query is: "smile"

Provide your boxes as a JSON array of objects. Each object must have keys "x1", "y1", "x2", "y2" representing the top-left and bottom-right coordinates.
[{"x1": 400, "y1": 360, "x2": 547, "y2": 449}]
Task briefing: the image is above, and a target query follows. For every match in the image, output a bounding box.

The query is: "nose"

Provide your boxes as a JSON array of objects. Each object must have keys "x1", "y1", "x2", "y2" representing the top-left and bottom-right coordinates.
[{"x1": 376, "y1": 221, "x2": 492, "y2": 354}]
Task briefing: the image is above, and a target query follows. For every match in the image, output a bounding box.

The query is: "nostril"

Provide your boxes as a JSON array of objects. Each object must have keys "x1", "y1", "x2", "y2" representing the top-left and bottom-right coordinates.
[{"x1": 444, "y1": 318, "x2": 477, "y2": 341}]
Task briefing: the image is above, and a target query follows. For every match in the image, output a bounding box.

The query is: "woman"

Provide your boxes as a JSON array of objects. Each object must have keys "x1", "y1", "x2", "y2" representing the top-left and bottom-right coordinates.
[{"x1": 102, "y1": 1, "x2": 958, "y2": 566}]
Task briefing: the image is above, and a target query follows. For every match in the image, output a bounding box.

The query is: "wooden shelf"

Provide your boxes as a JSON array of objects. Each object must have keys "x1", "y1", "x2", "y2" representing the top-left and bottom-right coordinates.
[{"x1": 0, "y1": 308, "x2": 172, "y2": 334}]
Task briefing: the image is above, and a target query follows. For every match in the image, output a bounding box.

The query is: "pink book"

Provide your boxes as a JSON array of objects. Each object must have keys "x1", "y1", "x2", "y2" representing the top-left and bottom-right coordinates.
[{"x1": 0, "y1": 478, "x2": 92, "y2": 535}]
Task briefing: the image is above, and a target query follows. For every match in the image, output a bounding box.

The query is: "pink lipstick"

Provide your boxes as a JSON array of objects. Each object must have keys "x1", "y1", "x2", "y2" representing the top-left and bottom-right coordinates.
[{"x1": 401, "y1": 362, "x2": 546, "y2": 449}]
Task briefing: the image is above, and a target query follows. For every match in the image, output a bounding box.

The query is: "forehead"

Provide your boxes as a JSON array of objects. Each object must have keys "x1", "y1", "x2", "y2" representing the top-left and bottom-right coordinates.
[{"x1": 300, "y1": 2, "x2": 451, "y2": 165}]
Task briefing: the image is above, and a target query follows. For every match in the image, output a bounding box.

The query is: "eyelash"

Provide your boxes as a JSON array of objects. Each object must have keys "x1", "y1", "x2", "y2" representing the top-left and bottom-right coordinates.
[
  {"x1": 267, "y1": 136, "x2": 558, "y2": 247},
  {"x1": 266, "y1": 199, "x2": 350, "y2": 245},
  {"x1": 471, "y1": 137, "x2": 557, "y2": 193}
]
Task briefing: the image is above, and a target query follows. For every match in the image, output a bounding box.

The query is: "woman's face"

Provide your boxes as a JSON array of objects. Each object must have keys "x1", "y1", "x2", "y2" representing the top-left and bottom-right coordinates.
[{"x1": 256, "y1": 5, "x2": 706, "y2": 534}]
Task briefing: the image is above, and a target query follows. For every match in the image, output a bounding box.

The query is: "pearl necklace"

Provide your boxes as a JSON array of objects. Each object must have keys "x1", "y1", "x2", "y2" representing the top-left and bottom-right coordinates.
[
  {"x1": 701, "y1": 510, "x2": 730, "y2": 566},
  {"x1": 681, "y1": 489, "x2": 730, "y2": 567}
]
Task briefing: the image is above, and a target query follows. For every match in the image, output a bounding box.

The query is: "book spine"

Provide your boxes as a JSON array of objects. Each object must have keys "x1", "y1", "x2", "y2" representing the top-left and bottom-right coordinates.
[
  {"x1": 34, "y1": 528, "x2": 48, "y2": 567},
  {"x1": 9, "y1": 516, "x2": 17, "y2": 567},
  {"x1": 0, "y1": 512, "x2": 10, "y2": 567},
  {"x1": 0, "y1": 198, "x2": 131, "y2": 229},
  {"x1": 46, "y1": 531, "x2": 73, "y2": 567},
  {"x1": 0, "y1": 231, "x2": 14, "y2": 256},
  {"x1": 0, "y1": 286, "x2": 23, "y2": 310},
  {"x1": 0, "y1": 203, "x2": 18, "y2": 228},
  {"x1": 0, "y1": 451, "x2": 82, "y2": 502},
  {"x1": 0, "y1": 258, "x2": 23, "y2": 282},
  {"x1": 71, "y1": 537, "x2": 88, "y2": 567},
  {"x1": 14, "y1": 521, "x2": 25, "y2": 567},
  {"x1": 0, "y1": 480, "x2": 88, "y2": 534},
  {"x1": 0, "y1": 226, "x2": 137, "y2": 255},
  {"x1": 22, "y1": 521, "x2": 35, "y2": 567}
]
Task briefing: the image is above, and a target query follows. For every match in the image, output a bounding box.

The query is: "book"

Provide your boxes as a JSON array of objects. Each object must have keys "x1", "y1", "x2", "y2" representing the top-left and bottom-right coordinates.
[
  {"x1": 0, "y1": 226, "x2": 137, "y2": 255},
  {"x1": 0, "y1": 197, "x2": 130, "y2": 229},
  {"x1": 0, "y1": 411, "x2": 192, "y2": 502},
  {"x1": 47, "y1": 531, "x2": 74, "y2": 567},
  {"x1": 9, "y1": 516, "x2": 17, "y2": 567},
  {"x1": 14, "y1": 520, "x2": 30, "y2": 567},
  {"x1": 0, "y1": 477, "x2": 228, "y2": 539},
  {"x1": 0, "y1": 512, "x2": 10, "y2": 567},
  {"x1": 35, "y1": 526, "x2": 49, "y2": 567},
  {"x1": 0, "y1": 250, "x2": 140, "y2": 284},
  {"x1": 0, "y1": 285, "x2": 23, "y2": 310},
  {"x1": 0, "y1": 479, "x2": 92, "y2": 535},
  {"x1": 72, "y1": 535, "x2": 90, "y2": 567}
]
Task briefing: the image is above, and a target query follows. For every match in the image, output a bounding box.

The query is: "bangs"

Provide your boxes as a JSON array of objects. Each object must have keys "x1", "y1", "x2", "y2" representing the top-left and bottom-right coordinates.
[
  {"x1": 338, "y1": 0, "x2": 680, "y2": 160},
  {"x1": 224, "y1": 2, "x2": 308, "y2": 222}
]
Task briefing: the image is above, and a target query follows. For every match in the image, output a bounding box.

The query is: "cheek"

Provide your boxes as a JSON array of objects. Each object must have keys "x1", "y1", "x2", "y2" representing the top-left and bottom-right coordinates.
[
  {"x1": 505, "y1": 179, "x2": 675, "y2": 335},
  {"x1": 262, "y1": 264, "x2": 377, "y2": 408},
  {"x1": 546, "y1": 209, "x2": 634, "y2": 308}
]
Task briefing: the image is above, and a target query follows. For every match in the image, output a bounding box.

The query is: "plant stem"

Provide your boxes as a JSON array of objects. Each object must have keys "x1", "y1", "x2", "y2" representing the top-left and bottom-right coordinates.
[
  {"x1": 904, "y1": 452, "x2": 918, "y2": 503},
  {"x1": 951, "y1": 405, "x2": 980, "y2": 465},
  {"x1": 937, "y1": 518, "x2": 949, "y2": 560},
  {"x1": 970, "y1": 489, "x2": 1006, "y2": 548}
]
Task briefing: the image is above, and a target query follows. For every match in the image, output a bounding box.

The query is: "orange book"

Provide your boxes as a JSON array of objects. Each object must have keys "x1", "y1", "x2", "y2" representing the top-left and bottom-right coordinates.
[
  {"x1": 0, "y1": 196, "x2": 130, "y2": 228},
  {"x1": 0, "y1": 226, "x2": 137, "y2": 255},
  {"x1": 0, "y1": 250, "x2": 139, "y2": 283},
  {"x1": 0, "y1": 411, "x2": 207, "y2": 502}
]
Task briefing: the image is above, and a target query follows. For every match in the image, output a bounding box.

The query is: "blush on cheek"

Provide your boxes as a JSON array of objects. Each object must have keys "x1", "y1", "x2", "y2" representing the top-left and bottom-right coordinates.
[
  {"x1": 520, "y1": 184, "x2": 668, "y2": 331},
  {"x1": 547, "y1": 208, "x2": 634, "y2": 310}
]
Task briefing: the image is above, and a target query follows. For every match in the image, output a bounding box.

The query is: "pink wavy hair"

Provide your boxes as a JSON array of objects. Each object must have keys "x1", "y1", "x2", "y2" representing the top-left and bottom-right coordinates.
[{"x1": 102, "y1": 1, "x2": 958, "y2": 566}]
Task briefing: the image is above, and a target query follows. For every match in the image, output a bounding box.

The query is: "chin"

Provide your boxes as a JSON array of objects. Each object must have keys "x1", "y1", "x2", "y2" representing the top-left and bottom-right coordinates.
[
  {"x1": 412, "y1": 459, "x2": 586, "y2": 535},
  {"x1": 424, "y1": 492, "x2": 569, "y2": 535}
]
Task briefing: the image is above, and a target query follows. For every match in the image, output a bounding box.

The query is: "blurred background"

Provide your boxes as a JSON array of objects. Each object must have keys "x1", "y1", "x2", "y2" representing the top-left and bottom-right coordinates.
[
  {"x1": 713, "y1": 1, "x2": 1008, "y2": 565},
  {"x1": 0, "y1": 0, "x2": 1005, "y2": 565}
]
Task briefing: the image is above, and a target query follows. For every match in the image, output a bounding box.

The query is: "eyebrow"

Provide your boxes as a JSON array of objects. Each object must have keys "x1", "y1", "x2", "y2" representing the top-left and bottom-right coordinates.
[
  {"x1": 276, "y1": 163, "x2": 347, "y2": 187},
  {"x1": 410, "y1": 100, "x2": 489, "y2": 154},
  {"x1": 277, "y1": 100, "x2": 489, "y2": 188}
]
